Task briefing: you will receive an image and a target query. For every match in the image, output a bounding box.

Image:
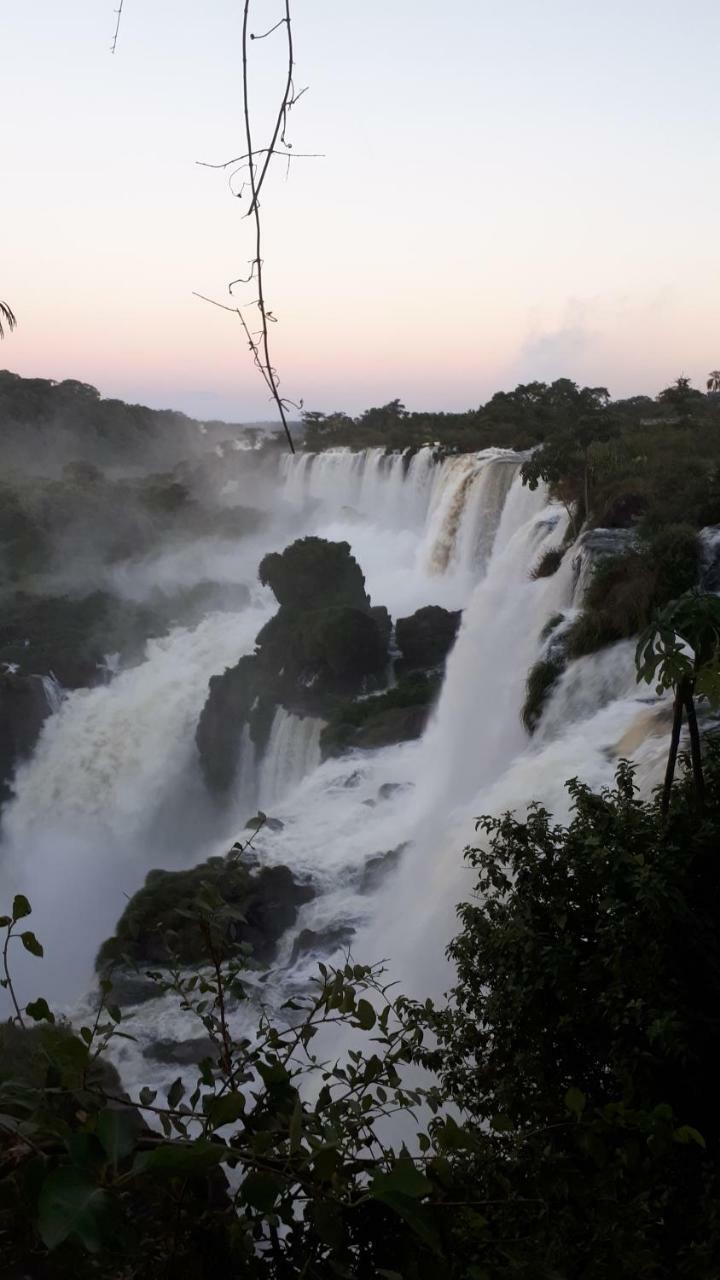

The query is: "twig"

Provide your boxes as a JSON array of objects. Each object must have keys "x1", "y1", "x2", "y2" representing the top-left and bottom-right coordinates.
[
  {"x1": 2, "y1": 926, "x2": 26, "y2": 1028},
  {"x1": 111, "y1": 0, "x2": 125, "y2": 54}
]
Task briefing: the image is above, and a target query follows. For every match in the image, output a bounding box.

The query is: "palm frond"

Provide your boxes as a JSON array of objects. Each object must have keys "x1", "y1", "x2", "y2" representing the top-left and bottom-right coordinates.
[{"x1": 0, "y1": 301, "x2": 17, "y2": 339}]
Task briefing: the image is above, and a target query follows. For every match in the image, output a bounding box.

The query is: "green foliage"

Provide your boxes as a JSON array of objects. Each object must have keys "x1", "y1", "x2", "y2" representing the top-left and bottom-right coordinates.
[
  {"x1": 529, "y1": 545, "x2": 564, "y2": 580},
  {"x1": 567, "y1": 526, "x2": 700, "y2": 660},
  {"x1": 5, "y1": 749, "x2": 720, "y2": 1275},
  {"x1": 321, "y1": 673, "x2": 441, "y2": 756},
  {"x1": 521, "y1": 656, "x2": 564, "y2": 732},
  {"x1": 259, "y1": 536, "x2": 369, "y2": 612},
  {"x1": 636, "y1": 590, "x2": 720, "y2": 703}
]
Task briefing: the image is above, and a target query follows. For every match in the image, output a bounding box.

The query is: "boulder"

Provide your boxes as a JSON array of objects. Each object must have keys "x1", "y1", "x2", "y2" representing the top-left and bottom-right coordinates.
[
  {"x1": 357, "y1": 843, "x2": 409, "y2": 894},
  {"x1": 289, "y1": 924, "x2": 356, "y2": 965},
  {"x1": 143, "y1": 1036, "x2": 217, "y2": 1066},
  {"x1": 96, "y1": 855, "x2": 315, "y2": 971},
  {"x1": 195, "y1": 654, "x2": 257, "y2": 792},
  {"x1": 258, "y1": 537, "x2": 370, "y2": 612},
  {"x1": 320, "y1": 673, "x2": 440, "y2": 759},
  {"x1": 395, "y1": 605, "x2": 461, "y2": 672},
  {"x1": 0, "y1": 672, "x2": 53, "y2": 805}
]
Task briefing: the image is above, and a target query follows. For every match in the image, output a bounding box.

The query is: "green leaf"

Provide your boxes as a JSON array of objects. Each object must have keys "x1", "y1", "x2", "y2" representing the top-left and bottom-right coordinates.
[
  {"x1": 37, "y1": 1169, "x2": 112, "y2": 1252},
  {"x1": 20, "y1": 930, "x2": 43, "y2": 957},
  {"x1": 242, "y1": 1169, "x2": 283, "y2": 1213},
  {"x1": 490, "y1": 1113, "x2": 513, "y2": 1132},
  {"x1": 311, "y1": 1199, "x2": 344, "y2": 1248},
  {"x1": 12, "y1": 894, "x2": 31, "y2": 921},
  {"x1": 371, "y1": 1161, "x2": 432, "y2": 1200},
  {"x1": 370, "y1": 1185, "x2": 440, "y2": 1254},
  {"x1": 0, "y1": 915, "x2": 11, "y2": 928},
  {"x1": 207, "y1": 1092, "x2": 246, "y2": 1129},
  {"x1": 25, "y1": 997, "x2": 55, "y2": 1024},
  {"x1": 96, "y1": 1108, "x2": 143, "y2": 1167},
  {"x1": 138, "y1": 1087, "x2": 157, "y2": 1107},
  {"x1": 565, "y1": 1086, "x2": 586, "y2": 1116},
  {"x1": 355, "y1": 998, "x2": 376, "y2": 1030},
  {"x1": 134, "y1": 1141, "x2": 225, "y2": 1177},
  {"x1": 166, "y1": 1077, "x2": 185, "y2": 1108}
]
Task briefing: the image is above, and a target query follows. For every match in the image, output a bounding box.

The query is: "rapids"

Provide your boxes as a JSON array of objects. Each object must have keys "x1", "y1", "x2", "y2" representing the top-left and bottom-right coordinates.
[{"x1": 0, "y1": 445, "x2": 670, "y2": 1084}]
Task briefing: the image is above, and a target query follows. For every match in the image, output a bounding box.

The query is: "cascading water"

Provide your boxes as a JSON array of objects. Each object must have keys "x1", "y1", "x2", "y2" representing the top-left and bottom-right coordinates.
[
  {"x1": 258, "y1": 710, "x2": 324, "y2": 810},
  {"x1": 0, "y1": 445, "x2": 671, "y2": 1080}
]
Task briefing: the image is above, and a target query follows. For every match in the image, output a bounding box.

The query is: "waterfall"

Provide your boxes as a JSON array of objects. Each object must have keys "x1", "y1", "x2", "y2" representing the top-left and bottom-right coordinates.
[
  {"x1": 0, "y1": 444, "x2": 669, "y2": 1040},
  {"x1": 258, "y1": 710, "x2": 324, "y2": 809}
]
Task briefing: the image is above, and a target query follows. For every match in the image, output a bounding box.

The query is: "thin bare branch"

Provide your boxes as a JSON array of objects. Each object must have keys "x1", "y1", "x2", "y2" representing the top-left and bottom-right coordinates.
[
  {"x1": 111, "y1": 0, "x2": 125, "y2": 54},
  {"x1": 0, "y1": 301, "x2": 17, "y2": 340}
]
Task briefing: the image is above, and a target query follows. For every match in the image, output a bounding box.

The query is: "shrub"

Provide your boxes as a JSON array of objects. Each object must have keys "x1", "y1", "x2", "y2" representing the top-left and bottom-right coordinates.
[
  {"x1": 521, "y1": 655, "x2": 564, "y2": 732},
  {"x1": 529, "y1": 546, "x2": 564, "y2": 579}
]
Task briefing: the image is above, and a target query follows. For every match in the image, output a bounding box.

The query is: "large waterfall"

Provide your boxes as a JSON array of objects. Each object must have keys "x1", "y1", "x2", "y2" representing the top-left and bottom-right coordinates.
[{"x1": 0, "y1": 445, "x2": 669, "y2": 1074}]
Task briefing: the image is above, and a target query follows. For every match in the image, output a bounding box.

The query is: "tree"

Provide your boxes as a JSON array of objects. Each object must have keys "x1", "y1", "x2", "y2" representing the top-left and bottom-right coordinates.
[
  {"x1": 636, "y1": 590, "x2": 720, "y2": 812},
  {"x1": 707, "y1": 370, "x2": 720, "y2": 395},
  {"x1": 0, "y1": 300, "x2": 16, "y2": 339}
]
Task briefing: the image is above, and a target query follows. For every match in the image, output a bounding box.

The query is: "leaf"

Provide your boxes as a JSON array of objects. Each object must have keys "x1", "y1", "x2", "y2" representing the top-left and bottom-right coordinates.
[
  {"x1": 565, "y1": 1086, "x2": 586, "y2": 1116},
  {"x1": 96, "y1": 1107, "x2": 143, "y2": 1167},
  {"x1": 370, "y1": 1186, "x2": 440, "y2": 1254},
  {"x1": 289, "y1": 1095, "x2": 303, "y2": 1153},
  {"x1": 12, "y1": 894, "x2": 31, "y2": 921},
  {"x1": 138, "y1": 1087, "x2": 157, "y2": 1107},
  {"x1": 207, "y1": 1092, "x2": 246, "y2": 1129},
  {"x1": 311, "y1": 1200, "x2": 344, "y2": 1249},
  {"x1": 134, "y1": 1141, "x2": 226, "y2": 1177},
  {"x1": 25, "y1": 997, "x2": 55, "y2": 1024},
  {"x1": 37, "y1": 1168, "x2": 112, "y2": 1252},
  {"x1": 355, "y1": 998, "x2": 376, "y2": 1030},
  {"x1": 0, "y1": 915, "x2": 11, "y2": 927},
  {"x1": 371, "y1": 1162, "x2": 432, "y2": 1200},
  {"x1": 167, "y1": 1077, "x2": 185, "y2": 1108},
  {"x1": 242, "y1": 1169, "x2": 283, "y2": 1213},
  {"x1": 20, "y1": 931, "x2": 43, "y2": 957}
]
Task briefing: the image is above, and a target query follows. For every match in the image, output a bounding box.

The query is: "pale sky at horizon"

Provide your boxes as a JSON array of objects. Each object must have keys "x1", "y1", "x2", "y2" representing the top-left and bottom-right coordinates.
[{"x1": 2, "y1": 0, "x2": 719, "y2": 422}]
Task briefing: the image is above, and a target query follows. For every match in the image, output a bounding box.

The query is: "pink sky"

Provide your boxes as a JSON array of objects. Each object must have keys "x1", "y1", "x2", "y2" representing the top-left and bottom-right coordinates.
[{"x1": 2, "y1": 0, "x2": 719, "y2": 420}]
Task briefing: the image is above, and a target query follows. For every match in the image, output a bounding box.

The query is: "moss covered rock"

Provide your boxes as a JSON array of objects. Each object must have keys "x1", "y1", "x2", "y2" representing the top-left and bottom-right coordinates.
[
  {"x1": 395, "y1": 606, "x2": 461, "y2": 672},
  {"x1": 320, "y1": 673, "x2": 440, "y2": 758},
  {"x1": 96, "y1": 854, "x2": 314, "y2": 971},
  {"x1": 259, "y1": 537, "x2": 370, "y2": 611}
]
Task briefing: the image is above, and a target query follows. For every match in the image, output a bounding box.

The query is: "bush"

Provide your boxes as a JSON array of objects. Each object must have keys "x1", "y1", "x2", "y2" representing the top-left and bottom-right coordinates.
[
  {"x1": 521, "y1": 656, "x2": 564, "y2": 731},
  {"x1": 529, "y1": 546, "x2": 564, "y2": 579}
]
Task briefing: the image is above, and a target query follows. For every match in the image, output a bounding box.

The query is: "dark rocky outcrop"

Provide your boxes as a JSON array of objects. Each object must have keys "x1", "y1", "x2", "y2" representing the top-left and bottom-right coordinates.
[
  {"x1": 143, "y1": 1036, "x2": 217, "y2": 1066},
  {"x1": 320, "y1": 673, "x2": 440, "y2": 758},
  {"x1": 258, "y1": 537, "x2": 370, "y2": 611},
  {"x1": 289, "y1": 924, "x2": 355, "y2": 965},
  {"x1": 196, "y1": 538, "x2": 392, "y2": 792},
  {"x1": 0, "y1": 672, "x2": 53, "y2": 804},
  {"x1": 96, "y1": 855, "x2": 315, "y2": 972},
  {"x1": 395, "y1": 605, "x2": 461, "y2": 673},
  {"x1": 357, "y1": 843, "x2": 409, "y2": 894}
]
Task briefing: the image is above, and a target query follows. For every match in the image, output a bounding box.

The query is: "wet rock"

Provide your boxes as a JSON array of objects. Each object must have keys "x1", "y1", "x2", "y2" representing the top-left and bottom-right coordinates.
[
  {"x1": 395, "y1": 605, "x2": 461, "y2": 672},
  {"x1": 320, "y1": 673, "x2": 440, "y2": 758},
  {"x1": 96, "y1": 856, "x2": 315, "y2": 972},
  {"x1": 99, "y1": 970, "x2": 165, "y2": 1008},
  {"x1": 289, "y1": 925, "x2": 356, "y2": 965},
  {"x1": 195, "y1": 654, "x2": 257, "y2": 793},
  {"x1": 358, "y1": 843, "x2": 409, "y2": 894},
  {"x1": 0, "y1": 672, "x2": 53, "y2": 805},
  {"x1": 258, "y1": 536, "x2": 370, "y2": 612},
  {"x1": 378, "y1": 782, "x2": 414, "y2": 801},
  {"x1": 143, "y1": 1036, "x2": 217, "y2": 1066}
]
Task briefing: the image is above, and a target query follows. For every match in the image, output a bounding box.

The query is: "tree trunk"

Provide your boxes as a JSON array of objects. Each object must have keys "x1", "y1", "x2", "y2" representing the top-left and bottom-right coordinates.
[
  {"x1": 682, "y1": 680, "x2": 706, "y2": 814},
  {"x1": 662, "y1": 685, "x2": 685, "y2": 815}
]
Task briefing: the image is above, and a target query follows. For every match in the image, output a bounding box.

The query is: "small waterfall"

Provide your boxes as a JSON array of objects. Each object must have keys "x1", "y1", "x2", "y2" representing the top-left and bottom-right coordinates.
[
  {"x1": 258, "y1": 709, "x2": 324, "y2": 809},
  {"x1": 40, "y1": 673, "x2": 64, "y2": 714}
]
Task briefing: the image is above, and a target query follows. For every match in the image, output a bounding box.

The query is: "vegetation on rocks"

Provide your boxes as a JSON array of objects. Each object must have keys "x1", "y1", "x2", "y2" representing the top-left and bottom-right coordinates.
[
  {"x1": 395, "y1": 605, "x2": 461, "y2": 672},
  {"x1": 320, "y1": 672, "x2": 442, "y2": 757},
  {"x1": 5, "y1": 727, "x2": 720, "y2": 1276},
  {"x1": 196, "y1": 538, "x2": 391, "y2": 792},
  {"x1": 96, "y1": 851, "x2": 314, "y2": 971}
]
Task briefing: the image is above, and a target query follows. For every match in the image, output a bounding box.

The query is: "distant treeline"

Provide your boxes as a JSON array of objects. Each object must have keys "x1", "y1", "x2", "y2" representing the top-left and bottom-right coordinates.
[{"x1": 301, "y1": 377, "x2": 720, "y2": 455}]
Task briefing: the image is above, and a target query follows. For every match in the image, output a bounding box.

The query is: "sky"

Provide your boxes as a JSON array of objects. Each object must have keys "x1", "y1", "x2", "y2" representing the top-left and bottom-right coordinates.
[{"x1": 2, "y1": 0, "x2": 719, "y2": 421}]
